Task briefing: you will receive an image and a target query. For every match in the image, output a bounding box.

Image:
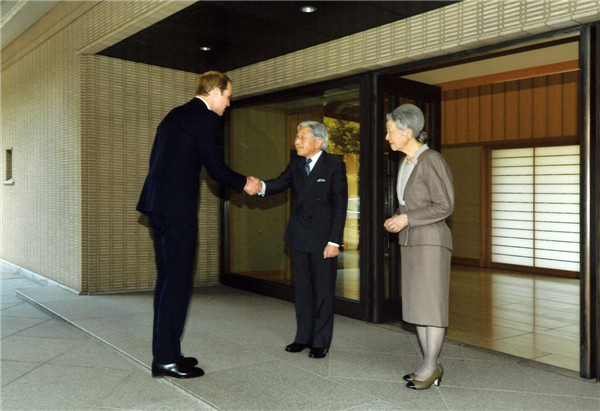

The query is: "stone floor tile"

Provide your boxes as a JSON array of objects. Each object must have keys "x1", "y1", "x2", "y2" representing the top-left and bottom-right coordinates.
[
  {"x1": 1, "y1": 363, "x2": 131, "y2": 410},
  {"x1": 0, "y1": 315, "x2": 47, "y2": 337},
  {"x1": 0, "y1": 359, "x2": 41, "y2": 387},
  {"x1": 178, "y1": 360, "x2": 377, "y2": 410},
  {"x1": 440, "y1": 386, "x2": 571, "y2": 410},
  {"x1": 1, "y1": 335, "x2": 77, "y2": 363},
  {"x1": 330, "y1": 377, "x2": 448, "y2": 410}
]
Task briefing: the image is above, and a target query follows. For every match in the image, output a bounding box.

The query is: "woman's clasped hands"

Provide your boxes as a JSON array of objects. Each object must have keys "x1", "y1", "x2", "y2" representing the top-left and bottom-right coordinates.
[{"x1": 384, "y1": 213, "x2": 408, "y2": 233}]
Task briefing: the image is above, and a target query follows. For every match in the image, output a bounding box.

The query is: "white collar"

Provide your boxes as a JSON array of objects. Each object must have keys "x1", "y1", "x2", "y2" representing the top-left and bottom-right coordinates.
[
  {"x1": 306, "y1": 150, "x2": 323, "y2": 166},
  {"x1": 195, "y1": 96, "x2": 210, "y2": 110}
]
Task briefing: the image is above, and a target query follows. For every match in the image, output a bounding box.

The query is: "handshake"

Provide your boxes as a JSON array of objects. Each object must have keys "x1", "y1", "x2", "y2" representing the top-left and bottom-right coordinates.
[{"x1": 244, "y1": 176, "x2": 263, "y2": 196}]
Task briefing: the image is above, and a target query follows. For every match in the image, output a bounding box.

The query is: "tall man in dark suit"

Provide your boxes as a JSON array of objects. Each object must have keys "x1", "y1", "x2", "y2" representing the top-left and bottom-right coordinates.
[
  {"x1": 258, "y1": 121, "x2": 348, "y2": 359},
  {"x1": 137, "y1": 71, "x2": 261, "y2": 379}
]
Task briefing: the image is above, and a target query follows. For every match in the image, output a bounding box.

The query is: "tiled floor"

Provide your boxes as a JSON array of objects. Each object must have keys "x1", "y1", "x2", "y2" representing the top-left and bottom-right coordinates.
[{"x1": 1, "y1": 263, "x2": 598, "y2": 410}]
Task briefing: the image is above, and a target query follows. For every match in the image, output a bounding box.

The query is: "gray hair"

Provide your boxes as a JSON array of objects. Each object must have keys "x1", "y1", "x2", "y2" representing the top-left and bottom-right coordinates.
[
  {"x1": 298, "y1": 121, "x2": 328, "y2": 151},
  {"x1": 386, "y1": 104, "x2": 428, "y2": 143}
]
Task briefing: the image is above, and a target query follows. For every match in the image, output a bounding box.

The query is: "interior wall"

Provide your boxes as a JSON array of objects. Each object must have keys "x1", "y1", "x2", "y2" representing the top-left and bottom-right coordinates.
[
  {"x1": 443, "y1": 72, "x2": 579, "y2": 145},
  {"x1": 441, "y1": 69, "x2": 580, "y2": 266},
  {"x1": 444, "y1": 147, "x2": 481, "y2": 262}
]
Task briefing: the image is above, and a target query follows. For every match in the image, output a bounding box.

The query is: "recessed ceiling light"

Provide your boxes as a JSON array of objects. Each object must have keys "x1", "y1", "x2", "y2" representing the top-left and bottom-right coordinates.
[
  {"x1": 199, "y1": 46, "x2": 211, "y2": 51},
  {"x1": 300, "y1": 5, "x2": 317, "y2": 13}
]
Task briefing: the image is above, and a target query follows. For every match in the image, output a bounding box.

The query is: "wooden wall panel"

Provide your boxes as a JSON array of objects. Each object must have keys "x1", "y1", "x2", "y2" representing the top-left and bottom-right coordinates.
[
  {"x1": 491, "y1": 83, "x2": 505, "y2": 141},
  {"x1": 547, "y1": 73, "x2": 563, "y2": 137},
  {"x1": 518, "y1": 78, "x2": 533, "y2": 140},
  {"x1": 467, "y1": 86, "x2": 480, "y2": 143},
  {"x1": 562, "y1": 71, "x2": 578, "y2": 137},
  {"x1": 444, "y1": 89, "x2": 457, "y2": 145},
  {"x1": 455, "y1": 88, "x2": 469, "y2": 144},
  {"x1": 479, "y1": 84, "x2": 492, "y2": 142},
  {"x1": 504, "y1": 80, "x2": 519, "y2": 141},
  {"x1": 442, "y1": 71, "x2": 579, "y2": 146},
  {"x1": 533, "y1": 76, "x2": 548, "y2": 138}
]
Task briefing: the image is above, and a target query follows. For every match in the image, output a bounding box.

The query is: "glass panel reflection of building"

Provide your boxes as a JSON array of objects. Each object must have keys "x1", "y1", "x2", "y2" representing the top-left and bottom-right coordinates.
[{"x1": 228, "y1": 85, "x2": 360, "y2": 301}]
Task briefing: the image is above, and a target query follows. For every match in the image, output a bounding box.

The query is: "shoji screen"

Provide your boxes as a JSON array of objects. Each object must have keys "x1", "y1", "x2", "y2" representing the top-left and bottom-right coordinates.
[{"x1": 491, "y1": 146, "x2": 579, "y2": 272}]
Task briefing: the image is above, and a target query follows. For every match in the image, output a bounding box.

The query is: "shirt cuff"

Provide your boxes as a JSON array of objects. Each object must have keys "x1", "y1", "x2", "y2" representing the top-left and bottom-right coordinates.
[
  {"x1": 327, "y1": 242, "x2": 340, "y2": 247},
  {"x1": 258, "y1": 181, "x2": 266, "y2": 196}
]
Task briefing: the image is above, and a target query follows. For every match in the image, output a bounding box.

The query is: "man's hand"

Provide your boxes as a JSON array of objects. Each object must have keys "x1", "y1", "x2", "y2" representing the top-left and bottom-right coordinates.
[
  {"x1": 244, "y1": 176, "x2": 262, "y2": 195},
  {"x1": 323, "y1": 244, "x2": 339, "y2": 259}
]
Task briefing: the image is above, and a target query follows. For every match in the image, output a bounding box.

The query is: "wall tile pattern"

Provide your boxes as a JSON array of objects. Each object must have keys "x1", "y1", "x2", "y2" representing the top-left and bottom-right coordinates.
[
  {"x1": 1, "y1": 1, "x2": 203, "y2": 292},
  {"x1": 228, "y1": 1, "x2": 600, "y2": 98},
  {"x1": 81, "y1": 56, "x2": 223, "y2": 292}
]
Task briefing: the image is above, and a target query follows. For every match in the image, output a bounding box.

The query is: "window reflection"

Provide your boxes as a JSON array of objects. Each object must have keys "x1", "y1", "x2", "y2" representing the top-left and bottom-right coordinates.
[{"x1": 228, "y1": 86, "x2": 361, "y2": 301}]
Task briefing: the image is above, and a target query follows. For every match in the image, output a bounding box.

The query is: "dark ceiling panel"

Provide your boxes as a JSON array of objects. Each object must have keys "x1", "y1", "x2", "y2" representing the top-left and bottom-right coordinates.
[{"x1": 99, "y1": 1, "x2": 458, "y2": 74}]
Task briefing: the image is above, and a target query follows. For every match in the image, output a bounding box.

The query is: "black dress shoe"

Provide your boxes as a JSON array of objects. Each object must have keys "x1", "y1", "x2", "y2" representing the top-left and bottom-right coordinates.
[
  {"x1": 285, "y1": 342, "x2": 309, "y2": 352},
  {"x1": 151, "y1": 361, "x2": 204, "y2": 379},
  {"x1": 181, "y1": 355, "x2": 198, "y2": 367},
  {"x1": 308, "y1": 347, "x2": 328, "y2": 358}
]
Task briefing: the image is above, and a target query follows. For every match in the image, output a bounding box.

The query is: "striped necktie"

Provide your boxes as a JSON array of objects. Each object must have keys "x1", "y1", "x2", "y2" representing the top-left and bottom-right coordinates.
[{"x1": 305, "y1": 158, "x2": 312, "y2": 176}]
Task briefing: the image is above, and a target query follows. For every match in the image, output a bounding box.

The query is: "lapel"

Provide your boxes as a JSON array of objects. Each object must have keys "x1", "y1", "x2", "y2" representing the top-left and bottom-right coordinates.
[
  {"x1": 295, "y1": 152, "x2": 327, "y2": 207},
  {"x1": 404, "y1": 148, "x2": 429, "y2": 190}
]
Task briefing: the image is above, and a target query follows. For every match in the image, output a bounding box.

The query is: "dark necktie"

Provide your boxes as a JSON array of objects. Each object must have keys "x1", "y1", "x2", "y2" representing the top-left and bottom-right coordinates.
[{"x1": 305, "y1": 158, "x2": 312, "y2": 176}]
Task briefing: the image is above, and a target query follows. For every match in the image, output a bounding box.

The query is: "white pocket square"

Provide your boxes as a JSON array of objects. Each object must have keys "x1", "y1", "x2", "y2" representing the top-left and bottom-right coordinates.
[{"x1": 317, "y1": 178, "x2": 326, "y2": 182}]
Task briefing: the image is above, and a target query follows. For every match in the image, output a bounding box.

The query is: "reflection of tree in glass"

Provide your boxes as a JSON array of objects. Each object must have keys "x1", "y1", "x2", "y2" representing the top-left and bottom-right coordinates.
[{"x1": 324, "y1": 118, "x2": 360, "y2": 155}]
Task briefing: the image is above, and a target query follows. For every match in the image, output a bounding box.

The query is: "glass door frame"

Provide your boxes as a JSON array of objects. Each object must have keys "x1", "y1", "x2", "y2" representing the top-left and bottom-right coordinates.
[
  {"x1": 367, "y1": 74, "x2": 442, "y2": 323},
  {"x1": 222, "y1": 73, "x2": 372, "y2": 321},
  {"x1": 221, "y1": 71, "x2": 442, "y2": 324}
]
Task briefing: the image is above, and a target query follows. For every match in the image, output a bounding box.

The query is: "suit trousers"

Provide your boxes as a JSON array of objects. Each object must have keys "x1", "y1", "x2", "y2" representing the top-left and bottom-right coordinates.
[
  {"x1": 291, "y1": 249, "x2": 337, "y2": 349},
  {"x1": 147, "y1": 213, "x2": 198, "y2": 364}
]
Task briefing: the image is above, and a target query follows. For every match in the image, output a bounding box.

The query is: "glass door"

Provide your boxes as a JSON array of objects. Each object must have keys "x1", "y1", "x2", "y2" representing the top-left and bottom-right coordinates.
[
  {"x1": 372, "y1": 74, "x2": 442, "y2": 322},
  {"x1": 225, "y1": 82, "x2": 362, "y2": 305}
]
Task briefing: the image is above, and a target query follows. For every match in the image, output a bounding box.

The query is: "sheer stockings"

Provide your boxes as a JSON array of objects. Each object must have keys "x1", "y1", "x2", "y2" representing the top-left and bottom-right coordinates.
[{"x1": 413, "y1": 325, "x2": 445, "y2": 381}]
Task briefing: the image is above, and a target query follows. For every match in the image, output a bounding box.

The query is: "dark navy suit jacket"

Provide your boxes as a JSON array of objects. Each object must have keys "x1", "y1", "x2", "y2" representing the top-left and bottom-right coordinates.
[
  {"x1": 137, "y1": 98, "x2": 246, "y2": 224},
  {"x1": 264, "y1": 152, "x2": 348, "y2": 254}
]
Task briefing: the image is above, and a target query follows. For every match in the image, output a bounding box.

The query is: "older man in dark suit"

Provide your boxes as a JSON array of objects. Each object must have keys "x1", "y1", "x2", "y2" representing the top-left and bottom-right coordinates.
[
  {"x1": 259, "y1": 121, "x2": 348, "y2": 359},
  {"x1": 137, "y1": 71, "x2": 261, "y2": 379}
]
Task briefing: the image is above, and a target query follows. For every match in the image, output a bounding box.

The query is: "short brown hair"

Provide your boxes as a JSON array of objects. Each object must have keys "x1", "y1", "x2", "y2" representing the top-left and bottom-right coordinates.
[{"x1": 195, "y1": 71, "x2": 231, "y2": 95}]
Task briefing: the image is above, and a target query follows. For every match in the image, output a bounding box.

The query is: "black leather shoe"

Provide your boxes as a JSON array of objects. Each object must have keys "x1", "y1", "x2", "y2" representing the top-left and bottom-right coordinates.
[
  {"x1": 285, "y1": 342, "x2": 309, "y2": 353},
  {"x1": 151, "y1": 361, "x2": 204, "y2": 379},
  {"x1": 308, "y1": 347, "x2": 328, "y2": 358},
  {"x1": 181, "y1": 355, "x2": 198, "y2": 367}
]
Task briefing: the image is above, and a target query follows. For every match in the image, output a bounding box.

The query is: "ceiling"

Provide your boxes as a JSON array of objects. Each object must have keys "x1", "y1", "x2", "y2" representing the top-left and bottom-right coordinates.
[
  {"x1": 98, "y1": 1, "x2": 458, "y2": 74},
  {"x1": 0, "y1": 0, "x2": 61, "y2": 48}
]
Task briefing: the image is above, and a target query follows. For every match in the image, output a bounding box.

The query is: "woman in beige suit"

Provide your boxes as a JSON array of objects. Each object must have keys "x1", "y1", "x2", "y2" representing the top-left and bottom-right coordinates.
[{"x1": 383, "y1": 104, "x2": 454, "y2": 390}]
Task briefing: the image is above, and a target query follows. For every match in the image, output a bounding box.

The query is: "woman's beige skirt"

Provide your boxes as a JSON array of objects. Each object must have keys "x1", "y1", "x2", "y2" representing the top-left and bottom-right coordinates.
[{"x1": 400, "y1": 245, "x2": 451, "y2": 327}]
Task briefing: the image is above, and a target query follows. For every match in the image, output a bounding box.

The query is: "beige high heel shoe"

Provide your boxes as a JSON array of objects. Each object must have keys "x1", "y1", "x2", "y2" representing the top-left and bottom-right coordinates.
[{"x1": 406, "y1": 364, "x2": 443, "y2": 390}]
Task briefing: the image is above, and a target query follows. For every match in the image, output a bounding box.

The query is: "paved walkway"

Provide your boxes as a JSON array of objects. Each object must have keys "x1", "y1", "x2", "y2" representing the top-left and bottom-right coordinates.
[{"x1": 1, "y1": 263, "x2": 598, "y2": 410}]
